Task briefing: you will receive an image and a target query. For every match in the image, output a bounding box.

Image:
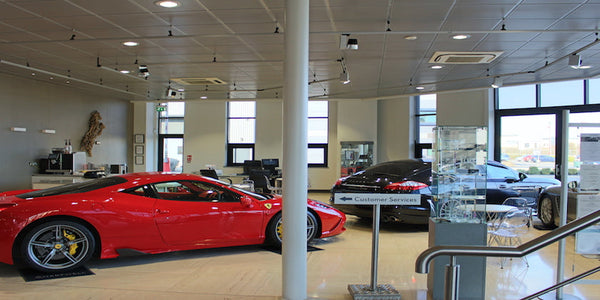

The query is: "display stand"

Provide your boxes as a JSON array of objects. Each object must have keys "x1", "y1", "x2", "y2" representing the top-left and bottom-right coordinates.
[
  {"x1": 427, "y1": 220, "x2": 487, "y2": 300},
  {"x1": 428, "y1": 126, "x2": 488, "y2": 300}
]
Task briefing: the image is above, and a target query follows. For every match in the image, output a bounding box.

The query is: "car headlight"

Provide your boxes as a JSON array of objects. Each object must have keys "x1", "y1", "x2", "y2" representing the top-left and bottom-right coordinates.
[{"x1": 313, "y1": 201, "x2": 333, "y2": 209}]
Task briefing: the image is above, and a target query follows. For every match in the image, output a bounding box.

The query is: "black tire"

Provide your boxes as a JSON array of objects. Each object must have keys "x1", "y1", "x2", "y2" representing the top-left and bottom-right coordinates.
[
  {"x1": 19, "y1": 220, "x2": 95, "y2": 273},
  {"x1": 266, "y1": 211, "x2": 319, "y2": 247},
  {"x1": 538, "y1": 196, "x2": 557, "y2": 229}
]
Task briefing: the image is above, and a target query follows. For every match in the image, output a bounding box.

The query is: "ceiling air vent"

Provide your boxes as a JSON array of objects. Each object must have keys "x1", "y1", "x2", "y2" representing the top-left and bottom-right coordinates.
[
  {"x1": 171, "y1": 77, "x2": 227, "y2": 85},
  {"x1": 429, "y1": 51, "x2": 503, "y2": 64}
]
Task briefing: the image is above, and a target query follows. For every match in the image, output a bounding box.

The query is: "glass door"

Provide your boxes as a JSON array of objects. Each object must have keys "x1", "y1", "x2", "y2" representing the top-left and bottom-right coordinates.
[
  {"x1": 158, "y1": 135, "x2": 183, "y2": 172},
  {"x1": 500, "y1": 114, "x2": 556, "y2": 178}
]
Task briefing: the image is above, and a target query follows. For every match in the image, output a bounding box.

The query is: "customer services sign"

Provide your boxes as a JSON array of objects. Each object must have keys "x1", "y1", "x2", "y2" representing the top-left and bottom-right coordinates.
[{"x1": 333, "y1": 193, "x2": 420, "y2": 205}]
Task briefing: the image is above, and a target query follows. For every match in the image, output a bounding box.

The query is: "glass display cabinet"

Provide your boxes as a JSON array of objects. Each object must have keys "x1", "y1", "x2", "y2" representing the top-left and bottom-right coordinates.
[
  {"x1": 431, "y1": 126, "x2": 488, "y2": 223},
  {"x1": 340, "y1": 141, "x2": 374, "y2": 177}
]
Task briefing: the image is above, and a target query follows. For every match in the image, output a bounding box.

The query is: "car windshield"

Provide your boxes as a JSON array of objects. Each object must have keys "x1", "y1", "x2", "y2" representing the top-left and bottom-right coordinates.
[
  {"x1": 228, "y1": 185, "x2": 270, "y2": 200},
  {"x1": 17, "y1": 176, "x2": 128, "y2": 199}
]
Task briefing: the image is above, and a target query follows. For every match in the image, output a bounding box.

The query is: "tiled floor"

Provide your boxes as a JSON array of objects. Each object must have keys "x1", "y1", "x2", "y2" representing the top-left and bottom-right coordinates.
[{"x1": 0, "y1": 193, "x2": 598, "y2": 299}]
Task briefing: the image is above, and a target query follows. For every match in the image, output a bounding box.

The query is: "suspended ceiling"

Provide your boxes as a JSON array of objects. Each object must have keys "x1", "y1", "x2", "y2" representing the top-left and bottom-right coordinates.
[{"x1": 1, "y1": 0, "x2": 600, "y2": 101}]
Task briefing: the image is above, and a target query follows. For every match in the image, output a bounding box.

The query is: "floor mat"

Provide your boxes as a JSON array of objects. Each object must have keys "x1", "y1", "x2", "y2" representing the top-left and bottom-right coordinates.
[
  {"x1": 262, "y1": 245, "x2": 323, "y2": 255},
  {"x1": 19, "y1": 266, "x2": 94, "y2": 282}
]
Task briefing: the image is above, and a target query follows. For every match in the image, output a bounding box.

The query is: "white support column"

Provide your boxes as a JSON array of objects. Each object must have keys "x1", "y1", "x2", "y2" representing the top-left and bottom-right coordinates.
[{"x1": 282, "y1": 1, "x2": 309, "y2": 300}]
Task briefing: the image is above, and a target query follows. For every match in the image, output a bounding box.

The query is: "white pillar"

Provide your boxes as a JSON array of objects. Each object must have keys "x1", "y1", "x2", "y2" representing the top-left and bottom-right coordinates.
[{"x1": 282, "y1": 0, "x2": 309, "y2": 299}]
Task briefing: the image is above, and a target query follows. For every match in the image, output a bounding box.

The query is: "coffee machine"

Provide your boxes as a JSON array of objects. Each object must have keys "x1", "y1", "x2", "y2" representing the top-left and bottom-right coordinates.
[{"x1": 47, "y1": 150, "x2": 86, "y2": 174}]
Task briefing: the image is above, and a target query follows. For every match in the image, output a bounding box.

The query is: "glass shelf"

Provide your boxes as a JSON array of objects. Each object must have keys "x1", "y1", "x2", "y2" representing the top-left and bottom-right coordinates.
[{"x1": 431, "y1": 126, "x2": 488, "y2": 223}]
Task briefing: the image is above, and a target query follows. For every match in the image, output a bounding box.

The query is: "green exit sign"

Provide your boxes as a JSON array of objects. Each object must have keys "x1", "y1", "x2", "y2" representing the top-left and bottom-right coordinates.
[{"x1": 155, "y1": 105, "x2": 167, "y2": 112}]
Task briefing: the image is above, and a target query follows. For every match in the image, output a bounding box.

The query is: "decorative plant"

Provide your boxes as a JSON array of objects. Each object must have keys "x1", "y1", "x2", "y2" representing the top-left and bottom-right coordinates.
[{"x1": 80, "y1": 111, "x2": 105, "y2": 156}]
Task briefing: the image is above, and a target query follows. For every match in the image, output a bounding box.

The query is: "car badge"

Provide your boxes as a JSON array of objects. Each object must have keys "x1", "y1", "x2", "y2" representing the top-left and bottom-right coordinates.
[{"x1": 264, "y1": 203, "x2": 272, "y2": 209}]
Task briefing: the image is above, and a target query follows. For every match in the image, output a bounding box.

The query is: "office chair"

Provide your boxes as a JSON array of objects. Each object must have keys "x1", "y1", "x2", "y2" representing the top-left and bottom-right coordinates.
[{"x1": 249, "y1": 170, "x2": 281, "y2": 194}]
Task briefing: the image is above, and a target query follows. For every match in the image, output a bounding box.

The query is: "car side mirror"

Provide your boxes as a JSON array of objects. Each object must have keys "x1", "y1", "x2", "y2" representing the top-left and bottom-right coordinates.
[
  {"x1": 567, "y1": 181, "x2": 578, "y2": 190},
  {"x1": 240, "y1": 196, "x2": 254, "y2": 208},
  {"x1": 518, "y1": 172, "x2": 528, "y2": 181}
]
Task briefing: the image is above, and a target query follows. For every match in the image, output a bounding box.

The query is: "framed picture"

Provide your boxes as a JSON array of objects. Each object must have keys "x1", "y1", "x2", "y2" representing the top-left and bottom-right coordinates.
[
  {"x1": 135, "y1": 156, "x2": 144, "y2": 165},
  {"x1": 134, "y1": 134, "x2": 145, "y2": 144},
  {"x1": 135, "y1": 145, "x2": 144, "y2": 155}
]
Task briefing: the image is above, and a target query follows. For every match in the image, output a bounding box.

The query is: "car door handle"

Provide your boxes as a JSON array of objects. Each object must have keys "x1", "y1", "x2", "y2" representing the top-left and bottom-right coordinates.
[{"x1": 156, "y1": 209, "x2": 170, "y2": 214}]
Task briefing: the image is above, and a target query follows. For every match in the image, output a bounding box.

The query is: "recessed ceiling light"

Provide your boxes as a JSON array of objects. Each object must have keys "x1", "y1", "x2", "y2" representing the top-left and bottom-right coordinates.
[
  {"x1": 416, "y1": 86, "x2": 425, "y2": 90},
  {"x1": 452, "y1": 34, "x2": 471, "y2": 40},
  {"x1": 430, "y1": 65, "x2": 443, "y2": 69},
  {"x1": 404, "y1": 35, "x2": 418, "y2": 40},
  {"x1": 120, "y1": 70, "x2": 131, "y2": 74},
  {"x1": 155, "y1": 0, "x2": 180, "y2": 8},
  {"x1": 122, "y1": 41, "x2": 139, "y2": 47},
  {"x1": 201, "y1": 96, "x2": 208, "y2": 99}
]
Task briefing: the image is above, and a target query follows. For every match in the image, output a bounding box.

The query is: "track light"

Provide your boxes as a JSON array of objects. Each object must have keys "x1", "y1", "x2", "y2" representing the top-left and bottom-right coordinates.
[
  {"x1": 340, "y1": 71, "x2": 350, "y2": 84},
  {"x1": 339, "y1": 34, "x2": 358, "y2": 50},
  {"x1": 491, "y1": 77, "x2": 503, "y2": 88},
  {"x1": 138, "y1": 65, "x2": 150, "y2": 78},
  {"x1": 568, "y1": 53, "x2": 591, "y2": 69},
  {"x1": 568, "y1": 54, "x2": 582, "y2": 68},
  {"x1": 338, "y1": 57, "x2": 350, "y2": 84},
  {"x1": 165, "y1": 87, "x2": 184, "y2": 99}
]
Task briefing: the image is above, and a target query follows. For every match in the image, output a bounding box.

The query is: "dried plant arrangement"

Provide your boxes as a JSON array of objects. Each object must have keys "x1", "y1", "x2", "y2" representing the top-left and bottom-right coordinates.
[{"x1": 80, "y1": 110, "x2": 105, "y2": 156}]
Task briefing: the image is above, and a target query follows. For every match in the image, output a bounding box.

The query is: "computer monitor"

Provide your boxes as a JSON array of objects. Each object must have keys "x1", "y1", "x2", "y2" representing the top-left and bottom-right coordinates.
[
  {"x1": 261, "y1": 158, "x2": 279, "y2": 171},
  {"x1": 243, "y1": 160, "x2": 263, "y2": 175}
]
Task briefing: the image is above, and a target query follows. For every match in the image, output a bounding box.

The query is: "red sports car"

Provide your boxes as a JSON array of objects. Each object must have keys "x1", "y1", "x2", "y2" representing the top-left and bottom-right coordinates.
[{"x1": 0, "y1": 172, "x2": 346, "y2": 273}]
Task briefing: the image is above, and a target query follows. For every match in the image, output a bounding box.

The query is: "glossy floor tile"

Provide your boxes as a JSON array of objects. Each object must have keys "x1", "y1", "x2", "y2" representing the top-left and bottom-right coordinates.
[{"x1": 0, "y1": 193, "x2": 598, "y2": 299}]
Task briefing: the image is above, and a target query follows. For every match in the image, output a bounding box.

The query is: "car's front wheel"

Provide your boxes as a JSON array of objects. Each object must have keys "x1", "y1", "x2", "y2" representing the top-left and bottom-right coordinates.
[
  {"x1": 19, "y1": 220, "x2": 95, "y2": 273},
  {"x1": 538, "y1": 196, "x2": 557, "y2": 229},
  {"x1": 266, "y1": 211, "x2": 318, "y2": 247}
]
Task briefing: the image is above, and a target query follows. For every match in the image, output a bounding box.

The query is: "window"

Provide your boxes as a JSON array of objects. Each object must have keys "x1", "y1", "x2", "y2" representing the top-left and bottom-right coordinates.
[
  {"x1": 158, "y1": 102, "x2": 185, "y2": 172},
  {"x1": 308, "y1": 101, "x2": 328, "y2": 167},
  {"x1": 589, "y1": 78, "x2": 600, "y2": 104},
  {"x1": 227, "y1": 101, "x2": 256, "y2": 166},
  {"x1": 415, "y1": 94, "x2": 436, "y2": 159},
  {"x1": 495, "y1": 79, "x2": 600, "y2": 179},
  {"x1": 497, "y1": 85, "x2": 536, "y2": 109},
  {"x1": 540, "y1": 80, "x2": 583, "y2": 107}
]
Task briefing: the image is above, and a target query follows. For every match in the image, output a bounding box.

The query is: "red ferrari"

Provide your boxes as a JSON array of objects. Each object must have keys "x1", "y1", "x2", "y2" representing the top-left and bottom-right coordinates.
[{"x1": 0, "y1": 172, "x2": 346, "y2": 273}]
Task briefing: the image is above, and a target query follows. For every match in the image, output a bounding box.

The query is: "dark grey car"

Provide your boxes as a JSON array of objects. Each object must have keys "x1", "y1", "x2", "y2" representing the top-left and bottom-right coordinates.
[{"x1": 330, "y1": 159, "x2": 560, "y2": 224}]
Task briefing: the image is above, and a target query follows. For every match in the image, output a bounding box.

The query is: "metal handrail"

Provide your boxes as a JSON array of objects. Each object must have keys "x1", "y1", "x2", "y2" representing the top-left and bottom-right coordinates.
[{"x1": 416, "y1": 209, "x2": 600, "y2": 273}]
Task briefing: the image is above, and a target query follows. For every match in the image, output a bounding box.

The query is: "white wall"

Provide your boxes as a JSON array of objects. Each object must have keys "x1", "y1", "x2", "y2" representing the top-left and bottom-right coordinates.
[
  {"x1": 0, "y1": 73, "x2": 130, "y2": 191},
  {"x1": 183, "y1": 101, "x2": 228, "y2": 173},
  {"x1": 437, "y1": 89, "x2": 492, "y2": 126},
  {"x1": 377, "y1": 96, "x2": 414, "y2": 162},
  {"x1": 131, "y1": 102, "x2": 157, "y2": 172},
  {"x1": 436, "y1": 89, "x2": 495, "y2": 155}
]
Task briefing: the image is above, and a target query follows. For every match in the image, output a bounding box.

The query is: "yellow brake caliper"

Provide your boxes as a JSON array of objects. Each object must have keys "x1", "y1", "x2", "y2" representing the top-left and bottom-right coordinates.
[
  {"x1": 63, "y1": 230, "x2": 78, "y2": 255},
  {"x1": 277, "y1": 221, "x2": 283, "y2": 238}
]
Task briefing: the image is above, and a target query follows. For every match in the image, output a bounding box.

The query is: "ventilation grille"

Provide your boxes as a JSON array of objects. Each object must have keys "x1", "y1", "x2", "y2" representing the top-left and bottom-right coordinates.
[
  {"x1": 429, "y1": 51, "x2": 503, "y2": 64},
  {"x1": 171, "y1": 77, "x2": 227, "y2": 85}
]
